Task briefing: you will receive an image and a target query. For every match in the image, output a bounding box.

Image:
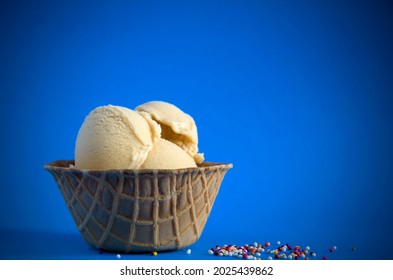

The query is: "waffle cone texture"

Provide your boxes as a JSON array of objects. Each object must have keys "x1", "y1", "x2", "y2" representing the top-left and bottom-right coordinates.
[{"x1": 44, "y1": 160, "x2": 232, "y2": 252}]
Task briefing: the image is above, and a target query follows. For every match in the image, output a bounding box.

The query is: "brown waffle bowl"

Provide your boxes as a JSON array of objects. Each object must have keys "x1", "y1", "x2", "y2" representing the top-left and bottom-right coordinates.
[{"x1": 44, "y1": 160, "x2": 232, "y2": 252}]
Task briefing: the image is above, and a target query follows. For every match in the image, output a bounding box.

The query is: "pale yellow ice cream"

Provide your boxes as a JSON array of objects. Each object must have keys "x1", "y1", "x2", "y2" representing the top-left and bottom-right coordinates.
[
  {"x1": 136, "y1": 101, "x2": 204, "y2": 163},
  {"x1": 75, "y1": 105, "x2": 160, "y2": 170},
  {"x1": 74, "y1": 101, "x2": 204, "y2": 170},
  {"x1": 140, "y1": 138, "x2": 197, "y2": 169}
]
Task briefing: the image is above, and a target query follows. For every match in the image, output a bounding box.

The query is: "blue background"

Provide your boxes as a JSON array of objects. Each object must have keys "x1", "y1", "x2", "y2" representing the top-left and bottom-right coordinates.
[{"x1": 1, "y1": 0, "x2": 392, "y2": 260}]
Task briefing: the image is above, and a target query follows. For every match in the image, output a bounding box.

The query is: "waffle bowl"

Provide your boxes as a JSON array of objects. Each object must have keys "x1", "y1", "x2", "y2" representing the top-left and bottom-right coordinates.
[{"x1": 44, "y1": 160, "x2": 232, "y2": 252}]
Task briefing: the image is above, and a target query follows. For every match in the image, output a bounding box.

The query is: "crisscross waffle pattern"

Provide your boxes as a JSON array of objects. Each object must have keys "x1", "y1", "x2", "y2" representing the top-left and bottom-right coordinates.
[{"x1": 45, "y1": 160, "x2": 232, "y2": 252}]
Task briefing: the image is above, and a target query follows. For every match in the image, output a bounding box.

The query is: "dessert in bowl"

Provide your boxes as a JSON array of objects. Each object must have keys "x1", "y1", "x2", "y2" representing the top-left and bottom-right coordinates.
[{"x1": 45, "y1": 101, "x2": 231, "y2": 252}]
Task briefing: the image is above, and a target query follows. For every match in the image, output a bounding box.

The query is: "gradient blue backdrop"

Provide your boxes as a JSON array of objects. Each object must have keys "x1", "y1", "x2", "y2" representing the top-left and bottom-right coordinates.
[{"x1": 1, "y1": 0, "x2": 392, "y2": 260}]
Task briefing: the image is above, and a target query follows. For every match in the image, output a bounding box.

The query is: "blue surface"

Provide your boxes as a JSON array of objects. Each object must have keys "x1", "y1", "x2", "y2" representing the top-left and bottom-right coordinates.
[{"x1": 1, "y1": 0, "x2": 393, "y2": 260}]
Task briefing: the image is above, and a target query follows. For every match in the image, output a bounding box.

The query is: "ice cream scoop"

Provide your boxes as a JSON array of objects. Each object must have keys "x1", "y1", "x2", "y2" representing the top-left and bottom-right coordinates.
[
  {"x1": 140, "y1": 138, "x2": 197, "y2": 169},
  {"x1": 136, "y1": 101, "x2": 204, "y2": 163},
  {"x1": 75, "y1": 105, "x2": 160, "y2": 170}
]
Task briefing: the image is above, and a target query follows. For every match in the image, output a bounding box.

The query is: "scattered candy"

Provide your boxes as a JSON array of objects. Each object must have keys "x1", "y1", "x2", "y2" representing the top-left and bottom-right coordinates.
[
  {"x1": 206, "y1": 241, "x2": 336, "y2": 260},
  {"x1": 151, "y1": 251, "x2": 158, "y2": 256},
  {"x1": 186, "y1": 249, "x2": 191, "y2": 255},
  {"x1": 116, "y1": 254, "x2": 121, "y2": 259}
]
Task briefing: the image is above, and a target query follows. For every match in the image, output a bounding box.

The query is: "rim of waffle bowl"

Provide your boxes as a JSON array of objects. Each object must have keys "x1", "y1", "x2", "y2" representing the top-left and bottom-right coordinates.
[{"x1": 44, "y1": 160, "x2": 232, "y2": 173}]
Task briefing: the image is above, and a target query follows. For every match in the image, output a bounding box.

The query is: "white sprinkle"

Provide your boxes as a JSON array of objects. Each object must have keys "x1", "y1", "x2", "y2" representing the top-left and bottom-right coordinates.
[
  {"x1": 333, "y1": 246, "x2": 337, "y2": 250},
  {"x1": 186, "y1": 249, "x2": 191, "y2": 255},
  {"x1": 268, "y1": 256, "x2": 273, "y2": 260},
  {"x1": 116, "y1": 254, "x2": 121, "y2": 259},
  {"x1": 218, "y1": 253, "x2": 223, "y2": 256},
  {"x1": 277, "y1": 241, "x2": 281, "y2": 245},
  {"x1": 208, "y1": 250, "x2": 214, "y2": 255},
  {"x1": 305, "y1": 246, "x2": 310, "y2": 251},
  {"x1": 256, "y1": 252, "x2": 261, "y2": 257},
  {"x1": 254, "y1": 242, "x2": 258, "y2": 247},
  {"x1": 311, "y1": 252, "x2": 316, "y2": 257},
  {"x1": 288, "y1": 255, "x2": 293, "y2": 260}
]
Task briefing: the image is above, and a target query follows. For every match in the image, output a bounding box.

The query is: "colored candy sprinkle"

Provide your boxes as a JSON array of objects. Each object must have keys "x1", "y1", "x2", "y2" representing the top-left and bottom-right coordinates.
[
  {"x1": 116, "y1": 254, "x2": 121, "y2": 259},
  {"x1": 186, "y1": 249, "x2": 191, "y2": 255},
  {"x1": 151, "y1": 251, "x2": 158, "y2": 256},
  {"x1": 206, "y1": 241, "x2": 332, "y2": 260}
]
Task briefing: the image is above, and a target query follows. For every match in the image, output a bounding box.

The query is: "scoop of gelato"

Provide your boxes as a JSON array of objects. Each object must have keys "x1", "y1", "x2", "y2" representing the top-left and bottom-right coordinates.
[
  {"x1": 75, "y1": 105, "x2": 160, "y2": 170},
  {"x1": 136, "y1": 101, "x2": 204, "y2": 163}
]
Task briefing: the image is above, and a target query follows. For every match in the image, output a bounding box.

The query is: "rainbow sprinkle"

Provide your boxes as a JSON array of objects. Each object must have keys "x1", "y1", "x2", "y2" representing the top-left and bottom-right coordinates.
[{"x1": 207, "y1": 241, "x2": 339, "y2": 260}]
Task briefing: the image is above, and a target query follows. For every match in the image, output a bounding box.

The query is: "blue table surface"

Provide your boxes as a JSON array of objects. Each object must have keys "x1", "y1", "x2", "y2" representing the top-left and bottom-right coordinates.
[{"x1": 0, "y1": 228, "x2": 364, "y2": 260}]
